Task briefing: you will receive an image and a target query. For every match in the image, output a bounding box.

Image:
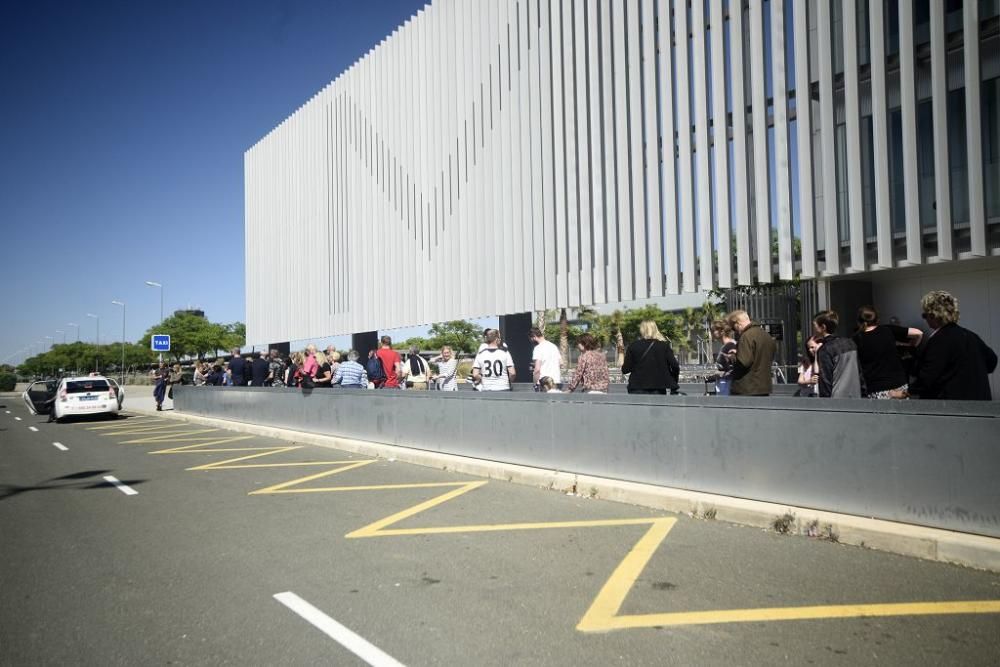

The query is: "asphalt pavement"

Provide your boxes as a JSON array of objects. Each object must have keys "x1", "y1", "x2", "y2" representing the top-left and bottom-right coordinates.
[{"x1": 1, "y1": 393, "x2": 999, "y2": 666}]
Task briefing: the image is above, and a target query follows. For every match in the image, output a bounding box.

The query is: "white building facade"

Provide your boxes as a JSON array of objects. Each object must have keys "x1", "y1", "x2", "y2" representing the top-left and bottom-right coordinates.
[{"x1": 246, "y1": 0, "x2": 1000, "y2": 363}]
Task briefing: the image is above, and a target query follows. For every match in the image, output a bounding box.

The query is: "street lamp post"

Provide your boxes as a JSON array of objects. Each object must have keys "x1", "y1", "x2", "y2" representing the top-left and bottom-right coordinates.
[
  {"x1": 112, "y1": 300, "x2": 125, "y2": 386},
  {"x1": 86, "y1": 313, "x2": 100, "y2": 372},
  {"x1": 68, "y1": 322, "x2": 79, "y2": 342},
  {"x1": 145, "y1": 280, "x2": 163, "y2": 362}
]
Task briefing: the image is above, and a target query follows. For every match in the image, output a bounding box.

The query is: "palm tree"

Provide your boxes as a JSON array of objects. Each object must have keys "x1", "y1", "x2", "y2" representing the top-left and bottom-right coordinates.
[
  {"x1": 559, "y1": 308, "x2": 569, "y2": 372},
  {"x1": 680, "y1": 308, "x2": 704, "y2": 363},
  {"x1": 612, "y1": 310, "x2": 625, "y2": 367}
]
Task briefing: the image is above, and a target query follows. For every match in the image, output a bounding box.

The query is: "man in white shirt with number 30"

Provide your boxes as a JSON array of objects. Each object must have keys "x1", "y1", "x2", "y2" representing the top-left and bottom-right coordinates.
[{"x1": 473, "y1": 330, "x2": 516, "y2": 391}]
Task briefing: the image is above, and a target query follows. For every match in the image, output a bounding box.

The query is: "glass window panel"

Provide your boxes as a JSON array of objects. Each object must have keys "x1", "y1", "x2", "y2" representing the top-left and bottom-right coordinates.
[
  {"x1": 947, "y1": 88, "x2": 969, "y2": 224},
  {"x1": 916, "y1": 100, "x2": 936, "y2": 228}
]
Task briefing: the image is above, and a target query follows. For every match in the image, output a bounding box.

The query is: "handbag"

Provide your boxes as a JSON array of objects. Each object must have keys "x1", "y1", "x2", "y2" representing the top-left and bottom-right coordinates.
[{"x1": 299, "y1": 372, "x2": 315, "y2": 389}]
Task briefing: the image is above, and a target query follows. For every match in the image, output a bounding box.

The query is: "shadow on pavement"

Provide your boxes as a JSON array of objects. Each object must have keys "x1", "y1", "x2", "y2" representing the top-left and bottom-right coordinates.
[{"x1": 0, "y1": 470, "x2": 147, "y2": 501}]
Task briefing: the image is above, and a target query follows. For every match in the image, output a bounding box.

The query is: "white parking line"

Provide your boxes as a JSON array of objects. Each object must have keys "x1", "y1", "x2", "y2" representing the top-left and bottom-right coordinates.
[
  {"x1": 273, "y1": 592, "x2": 405, "y2": 667},
  {"x1": 4, "y1": 410, "x2": 10, "y2": 414},
  {"x1": 14, "y1": 417, "x2": 22, "y2": 421},
  {"x1": 103, "y1": 476, "x2": 138, "y2": 496},
  {"x1": 28, "y1": 426, "x2": 39, "y2": 432},
  {"x1": 52, "y1": 442, "x2": 68, "y2": 451}
]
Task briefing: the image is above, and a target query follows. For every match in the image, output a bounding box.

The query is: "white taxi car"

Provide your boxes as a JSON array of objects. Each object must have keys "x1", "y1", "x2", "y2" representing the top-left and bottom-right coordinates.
[{"x1": 23, "y1": 375, "x2": 125, "y2": 422}]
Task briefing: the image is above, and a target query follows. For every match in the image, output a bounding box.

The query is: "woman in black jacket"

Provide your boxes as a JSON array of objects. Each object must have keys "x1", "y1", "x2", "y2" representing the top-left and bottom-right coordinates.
[{"x1": 621, "y1": 320, "x2": 680, "y2": 394}]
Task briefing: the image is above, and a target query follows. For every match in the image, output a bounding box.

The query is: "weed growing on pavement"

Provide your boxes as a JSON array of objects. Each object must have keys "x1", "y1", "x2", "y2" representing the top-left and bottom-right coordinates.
[{"x1": 773, "y1": 512, "x2": 795, "y2": 534}]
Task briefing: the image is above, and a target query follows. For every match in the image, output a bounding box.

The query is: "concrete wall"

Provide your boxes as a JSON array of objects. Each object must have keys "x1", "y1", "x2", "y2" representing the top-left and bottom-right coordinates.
[{"x1": 175, "y1": 387, "x2": 1000, "y2": 538}]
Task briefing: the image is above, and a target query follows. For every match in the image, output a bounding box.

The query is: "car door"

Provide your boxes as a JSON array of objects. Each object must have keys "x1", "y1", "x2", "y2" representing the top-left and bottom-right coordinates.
[
  {"x1": 107, "y1": 377, "x2": 125, "y2": 409},
  {"x1": 22, "y1": 380, "x2": 56, "y2": 415}
]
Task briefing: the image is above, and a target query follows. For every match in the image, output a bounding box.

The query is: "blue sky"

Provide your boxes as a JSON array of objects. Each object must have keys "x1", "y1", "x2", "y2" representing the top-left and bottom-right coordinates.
[{"x1": 0, "y1": 0, "x2": 428, "y2": 363}]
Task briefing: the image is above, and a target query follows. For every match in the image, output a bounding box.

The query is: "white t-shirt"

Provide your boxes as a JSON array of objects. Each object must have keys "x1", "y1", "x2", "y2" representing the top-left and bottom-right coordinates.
[
  {"x1": 473, "y1": 347, "x2": 515, "y2": 391},
  {"x1": 531, "y1": 339, "x2": 561, "y2": 384}
]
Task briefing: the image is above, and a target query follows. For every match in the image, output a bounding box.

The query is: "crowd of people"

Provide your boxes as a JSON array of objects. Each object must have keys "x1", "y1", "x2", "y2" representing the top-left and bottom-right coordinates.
[
  {"x1": 785, "y1": 290, "x2": 996, "y2": 400},
  {"x1": 169, "y1": 289, "x2": 996, "y2": 404}
]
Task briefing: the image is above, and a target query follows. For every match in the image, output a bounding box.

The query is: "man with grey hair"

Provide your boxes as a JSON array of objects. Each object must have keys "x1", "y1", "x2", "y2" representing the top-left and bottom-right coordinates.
[
  {"x1": 333, "y1": 350, "x2": 369, "y2": 389},
  {"x1": 901, "y1": 291, "x2": 997, "y2": 400},
  {"x1": 725, "y1": 309, "x2": 776, "y2": 396}
]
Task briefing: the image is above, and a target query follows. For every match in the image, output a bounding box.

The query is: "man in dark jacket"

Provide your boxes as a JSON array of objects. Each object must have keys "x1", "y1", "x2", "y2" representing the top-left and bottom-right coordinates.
[
  {"x1": 250, "y1": 350, "x2": 270, "y2": 387},
  {"x1": 904, "y1": 291, "x2": 997, "y2": 400},
  {"x1": 726, "y1": 310, "x2": 777, "y2": 396},
  {"x1": 813, "y1": 310, "x2": 863, "y2": 398},
  {"x1": 227, "y1": 348, "x2": 247, "y2": 386}
]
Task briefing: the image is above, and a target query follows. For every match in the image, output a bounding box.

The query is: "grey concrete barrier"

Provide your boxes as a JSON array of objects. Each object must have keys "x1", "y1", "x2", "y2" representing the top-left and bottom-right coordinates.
[{"x1": 174, "y1": 386, "x2": 1000, "y2": 538}]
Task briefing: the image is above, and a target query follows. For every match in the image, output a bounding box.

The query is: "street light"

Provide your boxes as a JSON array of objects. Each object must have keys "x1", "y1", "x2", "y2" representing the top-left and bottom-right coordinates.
[
  {"x1": 145, "y1": 280, "x2": 163, "y2": 323},
  {"x1": 68, "y1": 322, "x2": 79, "y2": 342},
  {"x1": 112, "y1": 300, "x2": 125, "y2": 386},
  {"x1": 86, "y1": 313, "x2": 100, "y2": 372},
  {"x1": 145, "y1": 280, "x2": 163, "y2": 361}
]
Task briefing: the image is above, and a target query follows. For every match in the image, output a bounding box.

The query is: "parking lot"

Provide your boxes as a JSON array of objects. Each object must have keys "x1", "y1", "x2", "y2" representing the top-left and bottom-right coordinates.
[{"x1": 2, "y1": 399, "x2": 999, "y2": 665}]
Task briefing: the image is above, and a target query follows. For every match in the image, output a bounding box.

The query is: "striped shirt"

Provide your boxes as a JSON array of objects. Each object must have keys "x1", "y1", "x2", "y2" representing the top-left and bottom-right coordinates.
[
  {"x1": 473, "y1": 348, "x2": 514, "y2": 391},
  {"x1": 333, "y1": 360, "x2": 368, "y2": 388},
  {"x1": 434, "y1": 358, "x2": 459, "y2": 391}
]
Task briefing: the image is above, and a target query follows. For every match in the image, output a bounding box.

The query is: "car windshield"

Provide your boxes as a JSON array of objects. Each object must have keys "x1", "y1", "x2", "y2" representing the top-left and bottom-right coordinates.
[{"x1": 66, "y1": 380, "x2": 110, "y2": 393}]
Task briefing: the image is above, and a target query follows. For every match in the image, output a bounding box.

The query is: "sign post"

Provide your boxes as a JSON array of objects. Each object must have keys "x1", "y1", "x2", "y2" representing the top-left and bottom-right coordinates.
[{"x1": 151, "y1": 334, "x2": 171, "y2": 363}]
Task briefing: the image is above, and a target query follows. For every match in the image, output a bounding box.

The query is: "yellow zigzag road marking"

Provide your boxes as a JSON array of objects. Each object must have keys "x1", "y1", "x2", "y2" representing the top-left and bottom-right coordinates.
[
  {"x1": 147, "y1": 437, "x2": 259, "y2": 453},
  {"x1": 87, "y1": 420, "x2": 170, "y2": 432},
  {"x1": 91, "y1": 423, "x2": 1000, "y2": 632},
  {"x1": 120, "y1": 430, "x2": 225, "y2": 444}
]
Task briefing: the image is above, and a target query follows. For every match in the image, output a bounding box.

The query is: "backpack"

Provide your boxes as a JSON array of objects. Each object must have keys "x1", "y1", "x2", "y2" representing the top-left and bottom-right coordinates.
[{"x1": 366, "y1": 354, "x2": 387, "y2": 384}]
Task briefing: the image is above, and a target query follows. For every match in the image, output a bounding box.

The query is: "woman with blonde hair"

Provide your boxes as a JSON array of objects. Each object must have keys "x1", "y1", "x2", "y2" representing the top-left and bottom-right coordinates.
[
  {"x1": 901, "y1": 291, "x2": 997, "y2": 400},
  {"x1": 621, "y1": 320, "x2": 680, "y2": 395},
  {"x1": 313, "y1": 351, "x2": 333, "y2": 388},
  {"x1": 286, "y1": 351, "x2": 304, "y2": 387},
  {"x1": 430, "y1": 346, "x2": 459, "y2": 391}
]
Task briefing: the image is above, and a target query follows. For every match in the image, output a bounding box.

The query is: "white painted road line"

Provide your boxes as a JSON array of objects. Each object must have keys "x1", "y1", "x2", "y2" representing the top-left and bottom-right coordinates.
[
  {"x1": 28, "y1": 426, "x2": 39, "y2": 432},
  {"x1": 4, "y1": 410, "x2": 10, "y2": 414},
  {"x1": 52, "y1": 442, "x2": 68, "y2": 451},
  {"x1": 14, "y1": 417, "x2": 22, "y2": 421},
  {"x1": 273, "y1": 592, "x2": 406, "y2": 667},
  {"x1": 103, "y1": 476, "x2": 138, "y2": 496}
]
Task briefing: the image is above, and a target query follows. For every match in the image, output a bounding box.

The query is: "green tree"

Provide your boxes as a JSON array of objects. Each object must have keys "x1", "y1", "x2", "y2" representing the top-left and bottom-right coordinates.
[
  {"x1": 400, "y1": 336, "x2": 432, "y2": 350},
  {"x1": 427, "y1": 320, "x2": 482, "y2": 354},
  {"x1": 616, "y1": 305, "x2": 685, "y2": 349},
  {"x1": 221, "y1": 322, "x2": 247, "y2": 352},
  {"x1": 139, "y1": 312, "x2": 240, "y2": 361}
]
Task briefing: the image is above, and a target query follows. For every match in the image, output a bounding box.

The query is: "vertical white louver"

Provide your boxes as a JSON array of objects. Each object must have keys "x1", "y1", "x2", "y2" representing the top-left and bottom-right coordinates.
[{"x1": 245, "y1": 0, "x2": 996, "y2": 345}]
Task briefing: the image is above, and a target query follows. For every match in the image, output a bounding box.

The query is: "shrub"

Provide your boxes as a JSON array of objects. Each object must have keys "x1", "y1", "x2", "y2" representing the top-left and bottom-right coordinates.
[{"x1": 0, "y1": 373, "x2": 16, "y2": 391}]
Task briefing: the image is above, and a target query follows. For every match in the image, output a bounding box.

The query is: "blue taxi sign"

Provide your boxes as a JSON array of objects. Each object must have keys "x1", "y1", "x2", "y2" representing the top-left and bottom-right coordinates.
[{"x1": 151, "y1": 334, "x2": 171, "y2": 352}]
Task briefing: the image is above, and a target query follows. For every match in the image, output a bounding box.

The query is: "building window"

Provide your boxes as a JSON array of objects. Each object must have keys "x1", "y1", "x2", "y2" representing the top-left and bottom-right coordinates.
[
  {"x1": 888, "y1": 109, "x2": 905, "y2": 233},
  {"x1": 947, "y1": 88, "x2": 969, "y2": 225},
  {"x1": 916, "y1": 100, "x2": 936, "y2": 228},
  {"x1": 984, "y1": 76, "x2": 1000, "y2": 219}
]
